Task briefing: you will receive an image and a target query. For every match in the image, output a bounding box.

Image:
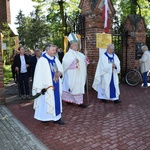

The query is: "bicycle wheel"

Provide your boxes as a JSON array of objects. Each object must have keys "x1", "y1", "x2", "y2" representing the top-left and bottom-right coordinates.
[{"x1": 125, "y1": 70, "x2": 142, "y2": 86}]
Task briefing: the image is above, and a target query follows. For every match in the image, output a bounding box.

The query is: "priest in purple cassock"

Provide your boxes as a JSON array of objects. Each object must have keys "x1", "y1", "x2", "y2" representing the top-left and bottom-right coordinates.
[{"x1": 92, "y1": 44, "x2": 121, "y2": 103}]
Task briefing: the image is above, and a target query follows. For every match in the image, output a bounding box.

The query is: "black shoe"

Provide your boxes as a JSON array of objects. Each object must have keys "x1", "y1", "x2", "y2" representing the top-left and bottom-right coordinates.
[
  {"x1": 65, "y1": 102, "x2": 72, "y2": 105},
  {"x1": 101, "y1": 99, "x2": 107, "y2": 103},
  {"x1": 41, "y1": 121, "x2": 49, "y2": 123},
  {"x1": 114, "y1": 100, "x2": 122, "y2": 103},
  {"x1": 14, "y1": 79, "x2": 17, "y2": 84},
  {"x1": 21, "y1": 95, "x2": 26, "y2": 100},
  {"x1": 26, "y1": 95, "x2": 30, "y2": 100},
  {"x1": 78, "y1": 104, "x2": 87, "y2": 108},
  {"x1": 53, "y1": 119, "x2": 65, "y2": 125}
]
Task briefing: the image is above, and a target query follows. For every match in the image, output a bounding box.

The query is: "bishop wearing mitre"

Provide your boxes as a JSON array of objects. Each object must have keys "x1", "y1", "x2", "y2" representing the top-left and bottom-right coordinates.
[{"x1": 62, "y1": 33, "x2": 89, "y2": 108}]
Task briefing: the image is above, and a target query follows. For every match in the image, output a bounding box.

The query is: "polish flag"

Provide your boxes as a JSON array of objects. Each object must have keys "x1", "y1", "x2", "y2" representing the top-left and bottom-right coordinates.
[{"x1": 102, "y1": 0, "x2": 109, "y2": 33}]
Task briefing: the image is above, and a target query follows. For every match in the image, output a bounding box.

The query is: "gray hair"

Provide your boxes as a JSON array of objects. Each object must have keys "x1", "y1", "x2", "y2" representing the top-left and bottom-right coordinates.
[
  {"x1": 34, "y1": 49, "x2": 41, "y2": 53},
  {"x1": 141, "y1": 45, "x2": 148, "y2": 51},
  {"x1": 45, "y1": 46, "x2": 50, "y2": 51},
  {"x1": 107, "y1": 44, "x2": 114, "y2": 49},
  {"x1": 45, "y1": 44, "x2": 56, "y2": 51}
]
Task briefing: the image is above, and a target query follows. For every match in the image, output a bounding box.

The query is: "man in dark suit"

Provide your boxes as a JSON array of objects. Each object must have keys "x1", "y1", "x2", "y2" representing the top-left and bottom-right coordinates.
[
  {"x1": 13, "y1": 46, "x2": 30, "y2": 99},
  {"x1": 30, "y1": 49, "x2": 42, "y2": 80},
  {"x1": 58, "y1": 48, "x2": 64, "y2": 63}
]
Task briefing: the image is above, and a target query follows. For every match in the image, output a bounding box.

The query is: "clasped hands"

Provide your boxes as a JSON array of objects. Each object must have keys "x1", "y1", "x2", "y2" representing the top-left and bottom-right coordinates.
[
  {"x1": 112, "y1": 63, "x2": 116, "y2": 71},
  {"x1": 53, "y1": 71, "x2": 62, "y2": 82}
]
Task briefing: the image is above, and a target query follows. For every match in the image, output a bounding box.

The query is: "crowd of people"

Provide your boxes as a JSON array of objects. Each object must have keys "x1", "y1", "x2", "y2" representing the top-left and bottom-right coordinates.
[
  {"x1": 10, "y1": 32, "x2": 149, "y2": 125},
  {"x1": 10, "y1": 45, "x2": 64, "y2": 99}
]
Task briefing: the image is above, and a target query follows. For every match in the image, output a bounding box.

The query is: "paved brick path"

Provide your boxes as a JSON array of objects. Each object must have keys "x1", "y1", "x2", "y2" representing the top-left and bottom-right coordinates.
[
  {"x1": 5, "y1": 83, "x2": 150, "y2": 150},
  {"x1": 0, "y1": 105, "x2": 48, "y2": 150}
]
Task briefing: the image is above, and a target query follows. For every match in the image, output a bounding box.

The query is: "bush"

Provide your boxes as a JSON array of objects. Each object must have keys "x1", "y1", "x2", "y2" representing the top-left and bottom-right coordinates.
[{"x1": 3, "y1": 65, "x2": 13, "y2": 85}]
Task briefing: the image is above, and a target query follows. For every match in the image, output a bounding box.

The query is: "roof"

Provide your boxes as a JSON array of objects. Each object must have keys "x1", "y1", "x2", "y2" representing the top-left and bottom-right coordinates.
[
  {"x1": 127, "y1": 15, "x2": 146, "y2": 30},
  {"x1": 90, "y1": 0, "x2": 99, "y2": 10},
  {"x1": 8, "y1": 24, "x2": 18, "y2": 36}
]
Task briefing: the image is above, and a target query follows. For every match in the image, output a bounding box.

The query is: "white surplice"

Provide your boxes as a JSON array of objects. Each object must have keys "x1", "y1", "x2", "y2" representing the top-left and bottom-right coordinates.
[
  {"x1": 62, "y1": 49, "x2": 87, "y2": 104},
  {"x1": 92, "y1": 52, "x2": 120, "y2": 101},
  {"x1": 32, "y1": 54, "x2": 63, "y2": 121}
]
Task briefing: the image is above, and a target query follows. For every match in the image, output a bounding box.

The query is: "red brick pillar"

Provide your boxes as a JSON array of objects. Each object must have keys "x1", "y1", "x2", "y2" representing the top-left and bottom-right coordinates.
[
  {"x1": 122, "y1": 15, "x2": 146, "y2": 75},
  {"x1": 79, "y1": 0, "x2": 115, "y2": 88}
]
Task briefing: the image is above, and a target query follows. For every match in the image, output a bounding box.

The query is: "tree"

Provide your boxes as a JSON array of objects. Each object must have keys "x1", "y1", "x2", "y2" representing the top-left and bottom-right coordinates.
[
  {"x1": 15, "y1": 0, "x2": 150, "y2": 49},
  {"x1": 112, "y1": 0, "x2": 150, "y2": 25},
  {"x1": 0, "y1": 23, "x2": 15, "y2": 64},
  {"x1": 112, "y1": 0, "x2": 150, "y2": 48},
  {"x1": 15, "y1": 10, "x2": 26, "y2": 45},
  {"x1": 32, "y1": 0, "x2": 80, "y2": 48},
  {"x1": 15, "y1": 8, "x2": 51, "y2": 49}
]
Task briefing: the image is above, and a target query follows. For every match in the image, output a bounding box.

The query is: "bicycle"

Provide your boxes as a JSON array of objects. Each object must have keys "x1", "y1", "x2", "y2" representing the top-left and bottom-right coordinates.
[{"x1": 125, "y1": 66, "x2": 143, "y2": 86}]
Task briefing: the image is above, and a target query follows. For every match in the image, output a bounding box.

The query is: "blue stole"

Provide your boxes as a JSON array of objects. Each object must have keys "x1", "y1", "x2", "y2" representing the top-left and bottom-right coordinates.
[
  {"x1": 104, "y1": 52, "x2": 116, "y2": 98},
  {"x1": 43, "y1": 53, "x2": 61, "y2": 116}
]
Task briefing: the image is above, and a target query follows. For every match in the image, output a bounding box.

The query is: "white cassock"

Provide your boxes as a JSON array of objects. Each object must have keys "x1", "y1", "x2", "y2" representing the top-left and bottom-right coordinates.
[
  {"x1": 32, "y1": 53, "x2": 63, "y2": 121},
  {"x1": 62, "y1": 49, "x2": 87, "y2": 104},
  {"x1": 92, "y1": 52, "x2": 120, "y2": 101}
]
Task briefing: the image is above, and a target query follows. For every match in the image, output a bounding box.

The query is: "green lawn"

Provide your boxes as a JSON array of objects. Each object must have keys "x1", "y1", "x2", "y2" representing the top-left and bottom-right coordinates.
[{"x1": 3, "y1": 65, "x2": 13, "y2": 85}]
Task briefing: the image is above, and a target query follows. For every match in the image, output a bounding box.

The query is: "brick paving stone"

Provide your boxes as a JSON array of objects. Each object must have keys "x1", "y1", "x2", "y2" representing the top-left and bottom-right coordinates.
[
  {"x1": 5, "y1": 83, "x2": 150, "y2": 150},
  {"x1": 0, "y1": 105, "x2": 49, "y2": 150}
]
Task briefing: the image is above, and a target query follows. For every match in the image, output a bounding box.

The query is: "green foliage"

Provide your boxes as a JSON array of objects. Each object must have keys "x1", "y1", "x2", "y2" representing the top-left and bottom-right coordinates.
[
  {"x1": 0, "y1": 23, "x2": 15, "y2": 65},
  {"x1": 112, "y1": 0, "x2": 150, "y2": 25},
  {"x1": 15, "y1": 0, "x2": 150, "y2": 49},
  {"x1": 3, "y1": 65, "x2": 13, "y2": 85},
  {"x1": 45, "y1": 0, "x2": 80, "y2": 48},
  {"x1": 112, "y1": 0, "x2": 150, "y2": 51},
  {"x1": 146, "y1": 28, "x2": 150, "y2": 48},
  {"x1": 15, "y1": 9, "x2": 50, "y2": 49},
  {"x1": 14, "y1": 0, "x2": 80, "y2": 49},
  {"x1": 15, "y1": 10, "x2": 26, "y2": 46}
]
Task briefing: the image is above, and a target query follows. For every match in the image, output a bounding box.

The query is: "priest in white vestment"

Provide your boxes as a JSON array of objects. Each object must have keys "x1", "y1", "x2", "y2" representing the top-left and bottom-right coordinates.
[
  {"x1": 32, "y1": 44, "x2": 65, "y2": 125},
  {"x1": 62, "y1": 33, "x2": 89, "y2": 108},
  {"x1": 92, "y1": 44, "x2": 121, "y2": 103}
]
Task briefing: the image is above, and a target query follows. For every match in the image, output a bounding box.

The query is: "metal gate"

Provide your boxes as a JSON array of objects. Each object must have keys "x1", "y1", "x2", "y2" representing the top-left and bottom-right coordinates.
[
  {"x1": 112, "y1": 21, "x2": 128, "y2": 81},
  {"x1": 66, "y1": 13, "x2": 85, "y2": 37},
  {"x1": 73, "y1": 14, "x2": 85, "y2": 38},
  {"x1": 112, "y1": 22, "x2": 124, "y2": 61}
]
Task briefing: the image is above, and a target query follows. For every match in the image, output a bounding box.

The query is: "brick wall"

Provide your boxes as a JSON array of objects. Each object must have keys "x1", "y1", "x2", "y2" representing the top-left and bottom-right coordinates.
[
  {"x1": 0, "y1": 0, "x2": 11, "y2": 29},
  {"x1": 122, "y1": 15, "x2": 146, "y2": 75},
  {"x1": 80, "y1": 0, "x2": 115, "y2": 88},
  {"x1": 80, "y1": 0, "x2": 146, "y2": 87}
]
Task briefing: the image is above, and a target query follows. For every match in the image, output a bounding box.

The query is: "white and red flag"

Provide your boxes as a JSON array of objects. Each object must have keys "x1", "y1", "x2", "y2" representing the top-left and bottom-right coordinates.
[{"x1": 102, "y1": 0, "x2": 109, "y2": 33}]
